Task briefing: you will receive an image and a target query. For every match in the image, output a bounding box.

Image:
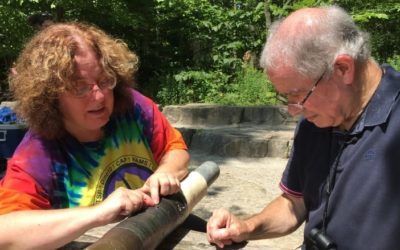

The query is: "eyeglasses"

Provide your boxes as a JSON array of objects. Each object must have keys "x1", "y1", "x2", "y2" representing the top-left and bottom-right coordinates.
[
  {"x1": 69, "y1": 76, "x2": 116, "y2": 98},
  {"x1": 286, "y1": 70, "x2": 326, "y2": 116}
]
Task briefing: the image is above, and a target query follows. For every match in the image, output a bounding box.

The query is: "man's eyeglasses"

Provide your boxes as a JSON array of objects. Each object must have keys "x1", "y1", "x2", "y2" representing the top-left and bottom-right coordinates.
[
  {"x1": 70, "y1": 76, "x2": 116, "y2": 98},
  {"x1": 285, "y1": 70, "x2": 326, "y2": 116}
]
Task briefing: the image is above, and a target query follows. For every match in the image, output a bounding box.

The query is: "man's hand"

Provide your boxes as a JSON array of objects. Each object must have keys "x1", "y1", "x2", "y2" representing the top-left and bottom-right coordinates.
[
  {"x1": 142, "y1": 172, "x2": 181, "y2": 204},
  {"x1": 207, "y1": 208, "x2": 249, "y2": 248}
]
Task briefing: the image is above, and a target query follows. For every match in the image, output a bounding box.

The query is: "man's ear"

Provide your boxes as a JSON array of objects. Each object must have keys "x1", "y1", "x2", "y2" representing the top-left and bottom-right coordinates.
[{"x1": 333, "y1": 55, "x2": 355, "y2": 85}]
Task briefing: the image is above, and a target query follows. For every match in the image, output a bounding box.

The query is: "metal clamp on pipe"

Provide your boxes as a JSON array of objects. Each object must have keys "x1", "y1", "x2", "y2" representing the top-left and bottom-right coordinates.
[{"x1": 86, "y1": 161, "x2": 220, "y2": 250}]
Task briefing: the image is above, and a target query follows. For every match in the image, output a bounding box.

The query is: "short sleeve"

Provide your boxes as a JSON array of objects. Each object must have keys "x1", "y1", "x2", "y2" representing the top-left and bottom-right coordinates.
[
  {"x1": 132, "y1": 90, "x2": 187, "y2": 164},
  {"x1": 279, "y1": 145, "x2": 304, "y2": 198},
  {"x1": 0, "y1": 132, "x2": 53, "y2": 214},
  {"x1": 279, "y1": 121, "x2": 305, "y2": 198},
  {"x1": 279, "y1": 119, "x2": 333, "y2": 201},
  {"x1": 152, "y1": 108, "x2": 187, "y2": 156},
  {"x1": 0, "y1": 163, "x2": 51, "y2": 214}
]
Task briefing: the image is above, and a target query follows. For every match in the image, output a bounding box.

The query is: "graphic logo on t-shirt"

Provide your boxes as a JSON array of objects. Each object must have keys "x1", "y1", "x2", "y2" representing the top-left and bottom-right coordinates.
[{"x1": 94, "y1": 155, "x2": 154, "y2": 203}]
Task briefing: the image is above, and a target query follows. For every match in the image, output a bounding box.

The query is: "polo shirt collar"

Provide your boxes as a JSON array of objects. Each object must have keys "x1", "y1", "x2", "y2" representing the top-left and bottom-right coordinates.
[{"x1": 351, "y1": 64, "x2": 400, "y2": 135}]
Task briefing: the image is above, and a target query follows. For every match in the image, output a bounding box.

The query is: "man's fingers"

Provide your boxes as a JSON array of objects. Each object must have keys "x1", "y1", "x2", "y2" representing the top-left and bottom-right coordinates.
[
  {"x1": 206, "y1": 208, "x2": 241, "y2": 249},
  {"x1": 207, "y1": 229, "x2": 224, "y2": 248},
  {"x1": 208, "y1": 228, "x2": 233, "y2": 248}
]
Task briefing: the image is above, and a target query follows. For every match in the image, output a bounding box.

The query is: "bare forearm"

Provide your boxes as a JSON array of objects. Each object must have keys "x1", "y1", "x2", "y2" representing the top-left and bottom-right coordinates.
[
  {"x1": 0, "y1": 207, "x2": 103, "y2": 250},
  {"x1": 156, "y1": 149, "x2": 190, "y2": 180},
  {"x1": 244, "y1": 194, "x2": 306, "y2": 240}
]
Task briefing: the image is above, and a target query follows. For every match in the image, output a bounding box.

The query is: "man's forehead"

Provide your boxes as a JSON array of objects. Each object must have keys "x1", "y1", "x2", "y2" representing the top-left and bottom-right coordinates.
[
  {"x1": 266, "y1": 65, "x2": 299, "y2": 82},
  {"x1": 267, "y1": 67, "x2": 311, "y2": 93}
]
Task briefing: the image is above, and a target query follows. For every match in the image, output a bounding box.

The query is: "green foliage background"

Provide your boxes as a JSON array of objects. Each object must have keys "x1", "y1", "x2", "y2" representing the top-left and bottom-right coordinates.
[{"x1": 1, "y1": 0, "x2": 399, "y2": 105}]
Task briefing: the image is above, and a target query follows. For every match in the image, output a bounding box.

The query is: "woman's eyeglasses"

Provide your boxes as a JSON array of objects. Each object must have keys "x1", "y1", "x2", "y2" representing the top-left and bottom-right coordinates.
[{"x1": 70, "y1": 76, "x2": 116, "y2": 98}]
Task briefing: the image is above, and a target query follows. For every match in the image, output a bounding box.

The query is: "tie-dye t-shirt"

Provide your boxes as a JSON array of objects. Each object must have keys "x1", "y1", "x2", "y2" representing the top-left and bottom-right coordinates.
[{"x1": 0, "y1": 89, "x2": 187, "y2": 214}]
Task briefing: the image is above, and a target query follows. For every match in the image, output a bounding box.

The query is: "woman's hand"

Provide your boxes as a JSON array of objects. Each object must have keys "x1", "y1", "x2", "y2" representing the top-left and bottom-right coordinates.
[
  {"x1": 142, "y1": 172, "x2": 181, "y2": 204},
  {"x1": 94, "y1": 187, "x2": 155, "y2": 225}
]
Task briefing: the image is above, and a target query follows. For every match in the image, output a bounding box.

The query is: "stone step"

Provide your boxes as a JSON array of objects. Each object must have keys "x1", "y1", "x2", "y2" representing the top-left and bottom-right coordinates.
[
  {"x1": 163, "y1": 104, "x2": 298, "y2": 158},
  {"x1": 177, "y1": 125, "x2": 294, "y2": 158},
  {"x1": 162, "y1": 104, "x2": 297, "y2": 127}
]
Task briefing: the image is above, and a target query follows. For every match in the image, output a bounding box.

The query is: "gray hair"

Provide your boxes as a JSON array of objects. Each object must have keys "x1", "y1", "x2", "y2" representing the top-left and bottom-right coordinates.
[{"x1": 260, "y1": 5, "x2": 370, "y2": 79}]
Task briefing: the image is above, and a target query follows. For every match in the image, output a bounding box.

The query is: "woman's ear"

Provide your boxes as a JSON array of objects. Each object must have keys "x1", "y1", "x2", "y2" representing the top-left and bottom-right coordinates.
[{"x1": 333, "y1": 55, "x2": 355, "y2": 85}]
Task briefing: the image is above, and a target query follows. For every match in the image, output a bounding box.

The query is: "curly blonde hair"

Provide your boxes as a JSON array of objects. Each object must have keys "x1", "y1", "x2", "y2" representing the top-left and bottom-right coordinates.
[{"x1": 10, "y1": 22, "x2": 139, "y2": 140}]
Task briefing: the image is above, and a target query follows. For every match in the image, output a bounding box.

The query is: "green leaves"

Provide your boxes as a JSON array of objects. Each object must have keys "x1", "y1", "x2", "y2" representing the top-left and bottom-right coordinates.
[
  {"x1": 0, "y1": 5, "x2": 33, "y2": 57},
  {"x1": 353, "y1": 12, "x2": 389, "y2": 23},
  {"x1": 157, "y1": 70, "x2": 230, "y2": 104},
  {"x1": 1, "y1": 0, "x2": 400, "y2": 105}
]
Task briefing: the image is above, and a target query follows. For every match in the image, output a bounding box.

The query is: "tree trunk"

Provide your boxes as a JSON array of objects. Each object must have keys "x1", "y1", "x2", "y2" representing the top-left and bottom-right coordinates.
[{"x1": 264, "y1": 0, "x2": 272, "y2": 38}]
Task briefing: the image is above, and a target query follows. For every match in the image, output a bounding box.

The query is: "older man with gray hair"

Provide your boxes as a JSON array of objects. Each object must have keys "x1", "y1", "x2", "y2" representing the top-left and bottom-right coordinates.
[{"x1": 207, "y1": 5, "x2": 400, "y2": 250}]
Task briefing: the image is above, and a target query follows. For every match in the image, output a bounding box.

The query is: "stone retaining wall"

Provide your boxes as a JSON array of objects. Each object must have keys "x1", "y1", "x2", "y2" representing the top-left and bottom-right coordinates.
[
  {"x1": 162, "y1": 104, "x2": 298, "y2": 158},
  {"x1": 162, "y1": 103, "x2": 298, "y2": 127}
]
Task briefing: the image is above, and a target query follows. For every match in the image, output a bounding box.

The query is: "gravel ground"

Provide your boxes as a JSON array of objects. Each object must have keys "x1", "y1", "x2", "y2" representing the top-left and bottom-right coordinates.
[{"x1": 188, "y1": 151, "x2": 304, "y2": 250}]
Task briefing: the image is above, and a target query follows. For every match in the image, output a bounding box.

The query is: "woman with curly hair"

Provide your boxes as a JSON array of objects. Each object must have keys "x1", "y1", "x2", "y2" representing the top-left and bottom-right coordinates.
[{"x1": 0, "y1": 22, "x2": 189, "y2": 249}]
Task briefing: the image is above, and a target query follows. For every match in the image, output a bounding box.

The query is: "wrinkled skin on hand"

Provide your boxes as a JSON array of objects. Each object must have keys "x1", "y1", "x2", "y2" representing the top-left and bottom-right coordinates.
[
  {"x1": 207, "y1": 208, "x2": 249, "y2": 248},
  {"x1": 142, "y1": 172, "x2": 181, "y2": 204}
]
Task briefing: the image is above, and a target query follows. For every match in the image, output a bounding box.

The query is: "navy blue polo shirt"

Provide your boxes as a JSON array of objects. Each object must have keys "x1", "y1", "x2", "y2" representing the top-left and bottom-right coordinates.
[{"x1": 280, "y1": 65, "x2": 400, "y2": 250}]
